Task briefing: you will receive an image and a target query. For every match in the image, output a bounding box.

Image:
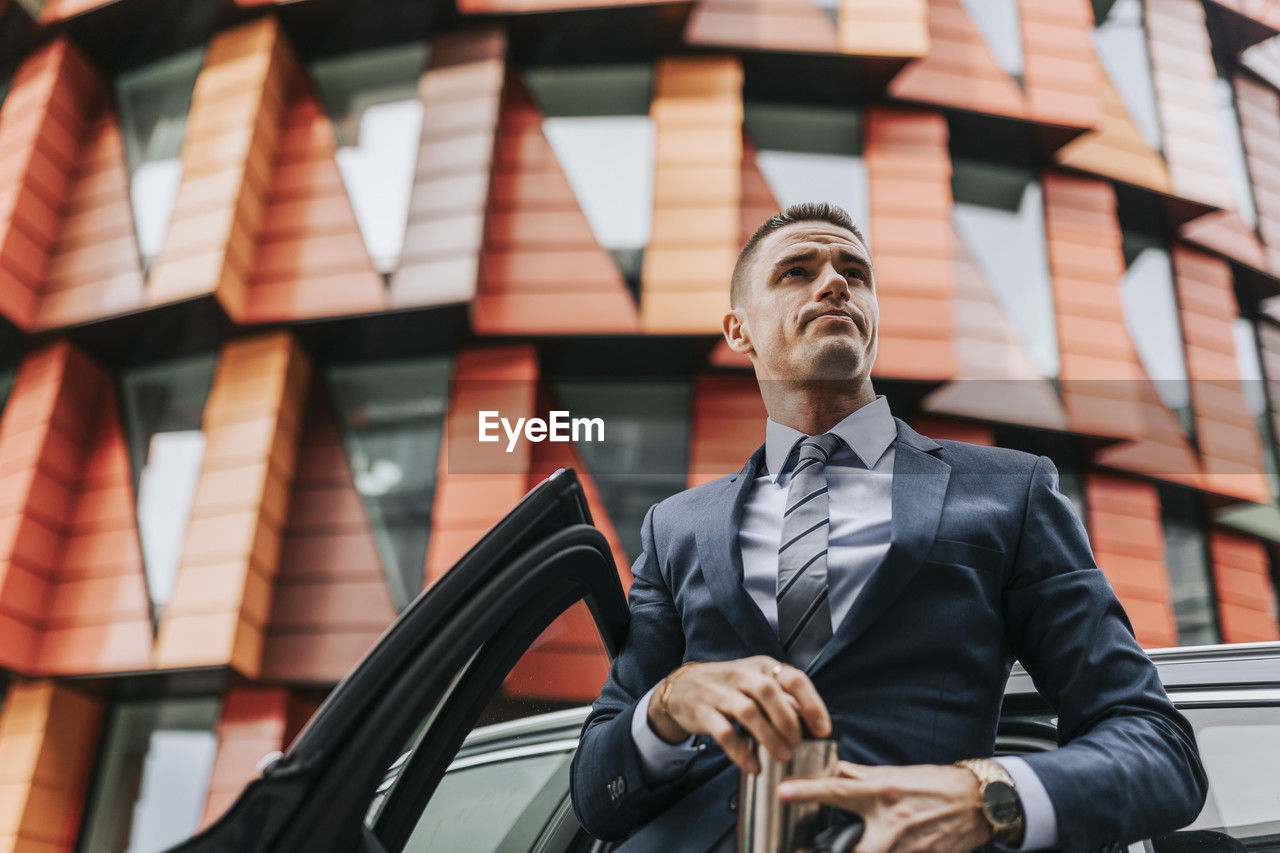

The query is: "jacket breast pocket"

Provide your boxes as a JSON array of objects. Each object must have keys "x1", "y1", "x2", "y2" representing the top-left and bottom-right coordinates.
[{"x1": 923, "y1": 537, "x2": 1004, "y2": 570}]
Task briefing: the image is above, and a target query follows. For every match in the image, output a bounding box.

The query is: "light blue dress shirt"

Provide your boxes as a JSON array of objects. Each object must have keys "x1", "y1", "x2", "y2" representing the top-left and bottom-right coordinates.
[{"x1": 627, "y1": 395, "x2": 1059, "y2": 851}]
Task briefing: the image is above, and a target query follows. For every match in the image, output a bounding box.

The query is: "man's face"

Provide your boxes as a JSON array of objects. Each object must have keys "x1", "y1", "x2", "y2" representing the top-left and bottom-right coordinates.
[{"x1": 724, "y1": 220, "x2": 878, "y2": 383}]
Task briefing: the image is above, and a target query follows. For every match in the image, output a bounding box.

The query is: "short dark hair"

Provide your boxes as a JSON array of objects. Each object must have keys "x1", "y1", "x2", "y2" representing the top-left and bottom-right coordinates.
[{"x1": 730, "y1": 202, "x2": 868, "y2": 308}]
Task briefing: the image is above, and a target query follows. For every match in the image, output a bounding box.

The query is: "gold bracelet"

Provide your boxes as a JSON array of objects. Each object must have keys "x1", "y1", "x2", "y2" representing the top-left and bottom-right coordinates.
[{"x1": 657, "y1": 661, "x2": 700, "y2": 721}]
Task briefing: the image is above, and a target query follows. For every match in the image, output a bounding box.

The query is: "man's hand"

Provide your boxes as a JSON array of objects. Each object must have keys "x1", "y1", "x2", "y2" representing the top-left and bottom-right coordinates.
[
  {"x1": 776, "y1": 761, "x2": 993, "y2": 853},
  {"x1": 647, "y1": 656, "x2": 832, "y2": 774}
]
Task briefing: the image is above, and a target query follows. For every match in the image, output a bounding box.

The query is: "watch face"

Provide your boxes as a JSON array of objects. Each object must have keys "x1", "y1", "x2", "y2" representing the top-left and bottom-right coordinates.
[{"x1": 983, "y1": 780, "x2": 1022, "y2": 828}]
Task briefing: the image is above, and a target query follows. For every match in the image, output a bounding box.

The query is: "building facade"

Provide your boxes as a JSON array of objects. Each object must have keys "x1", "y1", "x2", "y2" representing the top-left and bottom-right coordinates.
[{"x1": 0, "y1": 0, "x2": 1279, "y2": 848}]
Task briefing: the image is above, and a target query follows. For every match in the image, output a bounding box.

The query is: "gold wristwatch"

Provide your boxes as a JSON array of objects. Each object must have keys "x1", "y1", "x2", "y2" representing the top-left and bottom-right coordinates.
[{"x1": 955, "y1": 758, "x2": 1025, "y2": 847}]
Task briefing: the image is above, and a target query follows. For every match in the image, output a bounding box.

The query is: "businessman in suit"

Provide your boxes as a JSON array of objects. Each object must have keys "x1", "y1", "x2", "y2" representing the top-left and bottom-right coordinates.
[{"x1": 569, "y1": 201, "x2": 1207, "y2": 852}]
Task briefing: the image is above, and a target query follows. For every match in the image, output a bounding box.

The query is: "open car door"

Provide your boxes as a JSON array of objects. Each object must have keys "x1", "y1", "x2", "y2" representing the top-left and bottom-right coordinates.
[{"x1": 171, "y1": 467, "x2": 628, "y2": 852}]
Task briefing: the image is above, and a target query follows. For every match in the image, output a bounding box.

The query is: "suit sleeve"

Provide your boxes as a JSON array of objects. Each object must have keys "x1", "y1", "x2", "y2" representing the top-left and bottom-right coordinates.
[
  {"x1": 1004, "y1": 455, "x2": 1208, "y2": 853},
  {"x1": 569, "y1": 501, "x2": 699, "y2": 841}
]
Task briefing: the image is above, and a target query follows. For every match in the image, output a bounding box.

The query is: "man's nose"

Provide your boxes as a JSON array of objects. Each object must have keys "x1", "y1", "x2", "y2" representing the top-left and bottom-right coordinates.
[{"x1": 815, "y1": 264, "x2": 850, "y2": 302}]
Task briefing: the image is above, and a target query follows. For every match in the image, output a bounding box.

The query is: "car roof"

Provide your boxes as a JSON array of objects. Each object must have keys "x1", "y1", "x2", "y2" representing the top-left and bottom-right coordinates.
[{"x1": 461, "y1": 641, "x2": 1280, "y2": 753}]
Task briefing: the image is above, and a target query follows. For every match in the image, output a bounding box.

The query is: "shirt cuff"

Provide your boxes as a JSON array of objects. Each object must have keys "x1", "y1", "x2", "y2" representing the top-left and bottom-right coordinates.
[
  {"x1": 991, "y1": 755, "x2": 1058, "y2": 852},
  {"x1": 630, "y1": 684, "x2": 701, "y2": 782}
]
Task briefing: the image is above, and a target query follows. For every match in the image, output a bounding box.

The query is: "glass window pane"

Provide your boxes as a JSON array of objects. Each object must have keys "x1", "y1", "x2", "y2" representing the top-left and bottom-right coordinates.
[
  {"x1": 80, "y1": 697, "x2": 221, "y2": 853},
  {"x1": 1092, "y1": 0, "x2": 1162, "y2": 150},
  {"x1": 525, "y1": 65, "x2": 656, "y2": 287},
  {"x1": 116, "y1": 48, "x2": 205, "y2": 266},
  {"x1": 310, "y1": 43, "x2": 428, "y2": 273},
  {"x1": 1180, "y1": 706, "x2": 1280, "y2": 844},
  {"x1": 1119, "y1": 235, "x2": 1191, "y2": 417},
  {"x1": 326, "y1": 357, "x2": 451, "y2": 608},
  {"x1": 1213, "y1": 76, "x2": 1258, "y2": 229},
  {"x1": 1158, "y1": 485, "x2": 1219, "y2": 645},
  {"x1": 367, "y1": 600, "x2": 611, "y2": 846},
  {"x1": 403, "y1": 751, "x2": 572, "y2": 851},
  {"x1": 0, "y1": 369, "x2": 14, "y2": 415},
  {"x1": 551, "y1": 379, "x2": 691, "y2": 562},
  {"x1": 121, "y1": 354, "x2": 217, "y2": 625},
  {"x1": 958, "y1": 0, "x2": 1023, "y2": 78},
  {"x1": 951, "y1": 160, "x2": 1057, "y2": 378},
  {"x1": 746, "y1": 104, "x2": 868, "y2": 240}
]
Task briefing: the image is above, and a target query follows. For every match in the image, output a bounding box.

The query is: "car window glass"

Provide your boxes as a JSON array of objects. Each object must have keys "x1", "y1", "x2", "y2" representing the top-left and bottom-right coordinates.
[
  {"x1": 367, "y1": 598, "x2": 612, "y2": 850},
  {"x1": 1181, "y1": 706, "x2": 1280, "y2": 848},
  {"x1": 403, "y1": 751, "x2": 572, "y2": 851}
]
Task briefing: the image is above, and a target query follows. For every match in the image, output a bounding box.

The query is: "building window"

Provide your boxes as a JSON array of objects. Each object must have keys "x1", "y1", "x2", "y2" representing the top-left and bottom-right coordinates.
[
  {"x1": 745, "y1": 103, "x2": 868, "y2": 241},
  {"x1": 1118, "y1": 230, "x2": 1193, "y2": 433},
  {"x1": 1092, "y1": 0, "x2": 1162, "y2": 150},
  {"x1": 326, "y1": 357, "x2": 450, "y2": 609},
  {"x1": 1213, "y1": 74, "x2": 1259, "y2": 229},
  {"x1": 79, "y1": 697, "x2": 221, "y2": 853},
  {"x1": 1158, "y1": 483, "x2": 1220, "y2": 645},
  {"x1": 550, "y1": 379, "x2": 690, "y2": 562},
  {"x1": 116, "y1": 48, "x2": 206, "y2": 268},
  {"x1": 524, "y1": 64, "x2": 655, "y2": 296},
  {"x1": 959, "y1": 0, "x2": 1023, "y2": 80},
  {"x1": 1231, "y1": 316, "x2": 1279, "y2": 497},
  {"x1": 121, "y1": 354, "x2": 217, "y2": 627},
  {"x1": 0, "y1": 368, "x2": 14, "y2": 414},
  {"x1": 310, "y1": 42, "x2": 428, "y2": 274},
  {"x1": 951, "y1": 159, "x2": 1057, "y2": 378}
]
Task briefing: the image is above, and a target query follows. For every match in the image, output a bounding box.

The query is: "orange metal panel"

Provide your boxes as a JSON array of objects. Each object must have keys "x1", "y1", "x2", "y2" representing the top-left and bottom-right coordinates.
[
  {"x1": 473, "y1": 73, "x2": 639, "y2": 334},
  {"x1": 243, "y1": 82, "x2": 385, "y2": 324},
  {"x1": 1055, "y1": 56, "x2": 1173, "y2": 194},
  {"x1": 0, "y1": 679, "x2": 101, "y2": 850},
  {"x1": 641, "y1": 57, "x2": 742, "y2": 334},
  {"x1": 1084, "y1": 473, "x2": 1178, "y2": 647},
  {"x1": 34, "y1": 105, "x2": 144, "y2": 330},
  {"x1": 837, "y1": 0, "x2": 928, "y2": 57},
  {"x1": 425, "y1": 346, "x2": 537, "y2": 585},
  {"x1": 0, "y1": 38, "x2": 99, "y2": 329},
  {"x1": 1180, "y1": 208, "x2": 1269, "y2": 271},
  {"x1": 260, "y1": 386, "x2": 397, "y2": 684},
  {"x1": 1234, "y1": 73, "x2": 1280, "y2": 275},
  {"x1": 0, "y1": 341, "x2": 152, "y2": 676},
  {"x1": 1209, "y1": 529, "x2": 1280, "y2": 642},
  {"x1": 1144, "y1": 0, "x2": 1236, "y2": 209},
  {"x1": 155, "y1": 332, "x2": 312, "y2": 678},
  {"x1": 887, "y1": 0, "x2": 1025, "y2": 119},
  {"x1": 688, "y1": 375, "x2": 765, "y2": 488},
  {"x1": 1017, "y1": 0, "x2": 1099, "y2": 130},
  {"x1": 200, "y1": 688, "x2": 289, "y2": 828},
  {"x1": 864, "y1": 107, "x2": 954, "y2": 381},
  {"x1": 391, "y1": 29, "x2": 505, "y2": 309},
  {"x1": 147, "y1": 17, "x2": 299, "y2": 320},
  {"x1": 909, "y1": 417, "x2": 992, "y2": 445},
  {"x1": 684, "y1": 0, "x2": 838, "y2": 53},
  {"x1": 1172, "y1": 246, "x2": 1270, "y2": 503}
]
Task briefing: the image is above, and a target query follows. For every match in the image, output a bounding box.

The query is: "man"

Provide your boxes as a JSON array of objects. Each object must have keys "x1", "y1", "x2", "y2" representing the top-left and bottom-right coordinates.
[{"x1": 569, "y1": 202, "x2": 1207, "y2": 853}]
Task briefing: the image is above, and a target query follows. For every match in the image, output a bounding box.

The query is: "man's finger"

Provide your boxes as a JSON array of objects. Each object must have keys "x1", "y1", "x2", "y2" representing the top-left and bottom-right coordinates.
[
  {"x1": 721, "y1": 692, "x2": 792, "y2": 763},
  {"x1": 745, "y1": 674, "x2": 803, "y2": 745},
  {"x1": 773, "y1": 666, "x2": 832, "y2": 737},
  {"x1": 702, "y1": 709, "x2": 760, "y2": 775},
  {"x1": 775, "y1": 776, "x2": 875, "y2": 810}
]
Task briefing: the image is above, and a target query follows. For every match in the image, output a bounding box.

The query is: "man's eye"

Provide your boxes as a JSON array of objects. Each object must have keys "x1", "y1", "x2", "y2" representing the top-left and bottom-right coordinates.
[
  {"x1": 784, "y1": 267, "x2": 805, "y2": 277},
  {"x1": 846, "y1": 270, "x2": 866, "y2": 282}
]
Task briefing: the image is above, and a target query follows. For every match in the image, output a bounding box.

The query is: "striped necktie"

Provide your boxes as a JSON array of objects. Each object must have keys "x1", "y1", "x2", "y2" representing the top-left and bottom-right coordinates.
[{"x1": 776, "y1": 433, "x2": 842, "y2": 670}]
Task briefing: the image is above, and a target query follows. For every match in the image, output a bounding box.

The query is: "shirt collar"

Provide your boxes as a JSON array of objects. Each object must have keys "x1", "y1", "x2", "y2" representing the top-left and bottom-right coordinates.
[{"x1": 763, "y1": 394, "x2": 896, "y2": 483}]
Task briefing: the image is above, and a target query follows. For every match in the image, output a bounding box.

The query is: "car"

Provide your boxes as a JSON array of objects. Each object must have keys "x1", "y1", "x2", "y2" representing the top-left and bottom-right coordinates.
[{"x1": 172, "y1": 468, "x2": 1280, "y2": 853}]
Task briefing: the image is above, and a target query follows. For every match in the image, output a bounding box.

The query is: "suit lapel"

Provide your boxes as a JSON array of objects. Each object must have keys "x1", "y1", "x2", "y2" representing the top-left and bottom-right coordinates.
[
  {"x1": 807, "y1": 417, "x2": 951, "y2": 677},
  {"x1": 694, "y1": 442, "x2": 788, "y2": 660}
]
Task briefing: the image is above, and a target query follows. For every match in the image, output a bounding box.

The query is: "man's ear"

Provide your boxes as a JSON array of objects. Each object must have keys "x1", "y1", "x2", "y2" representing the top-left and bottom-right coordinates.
[{"x1": 722, "y1": 308, "x2": 752, "y2": 354}]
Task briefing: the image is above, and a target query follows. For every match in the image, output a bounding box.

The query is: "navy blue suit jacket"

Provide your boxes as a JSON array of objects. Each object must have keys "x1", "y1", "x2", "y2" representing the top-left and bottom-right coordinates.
[{"x1": 569, "y1": 418, "x2": 1208, "y2": 853}]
